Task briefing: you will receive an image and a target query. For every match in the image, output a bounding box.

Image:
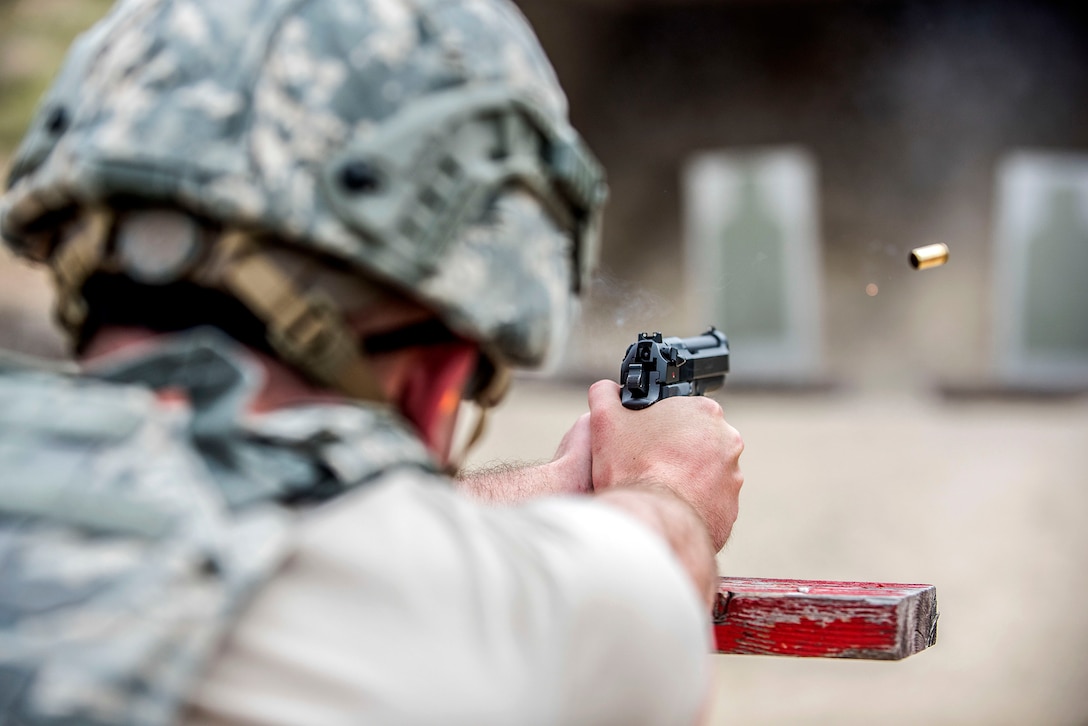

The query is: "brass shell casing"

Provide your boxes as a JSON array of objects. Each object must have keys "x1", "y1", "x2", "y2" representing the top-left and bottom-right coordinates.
[{"x1": 910, "y1": 243, "x2": 950, "y2": 270}]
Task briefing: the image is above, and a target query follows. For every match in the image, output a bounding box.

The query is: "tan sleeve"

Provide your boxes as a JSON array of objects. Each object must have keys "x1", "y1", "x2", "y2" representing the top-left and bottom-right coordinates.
[{"x1": 184, "y1": 472, "x2": 711, "y2": 726}]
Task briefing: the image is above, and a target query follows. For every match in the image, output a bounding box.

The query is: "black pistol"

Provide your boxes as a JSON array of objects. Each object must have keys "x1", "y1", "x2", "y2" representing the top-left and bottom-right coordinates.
[{"x1": 619, "y1": 328, "x2": 730, "y2": 410}]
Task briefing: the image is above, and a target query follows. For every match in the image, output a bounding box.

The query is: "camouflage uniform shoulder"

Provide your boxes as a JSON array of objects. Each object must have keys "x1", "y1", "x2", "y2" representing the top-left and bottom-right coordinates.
[{"x1": 0, "y1": 331, "x2": 435, "y2": 725}]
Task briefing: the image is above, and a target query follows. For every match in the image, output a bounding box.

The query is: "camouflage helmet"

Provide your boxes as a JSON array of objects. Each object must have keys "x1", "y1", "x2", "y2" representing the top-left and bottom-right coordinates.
[{"x1": 0, "y1": 0, "x2": 607, "y2": 388}]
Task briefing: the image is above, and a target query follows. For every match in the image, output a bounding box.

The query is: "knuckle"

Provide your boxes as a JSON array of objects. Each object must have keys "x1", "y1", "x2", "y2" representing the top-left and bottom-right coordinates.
[
  {"x1": 696, "y1": 396, "x2": 723, "y2": 416},
  {"x1": 723, "y1": 423, "x2": 744, "y2": 451}
]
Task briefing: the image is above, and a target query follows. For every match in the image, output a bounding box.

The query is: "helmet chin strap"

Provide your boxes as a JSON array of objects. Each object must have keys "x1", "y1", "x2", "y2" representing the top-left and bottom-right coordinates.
[
  {"x1": 361, "y1": 320, "x2": 509, "y2": 474},
  {"x1": 444, "y1": 403, "x2": 490, "y2": 477},
  {"x1": 444, "y1": 363, "x2": 510, "y2": 475},
  {"x1": 49, "y1": 209, "x2": 513, "y2": 468},
  {"x1": 211, "y1": 231, "x2": 386, "y2": 403}
]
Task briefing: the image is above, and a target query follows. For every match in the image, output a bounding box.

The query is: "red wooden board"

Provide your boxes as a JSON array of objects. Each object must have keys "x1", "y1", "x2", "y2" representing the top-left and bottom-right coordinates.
[{"x1": 713, "y1": 577, "x2": 938, "y2": 660}]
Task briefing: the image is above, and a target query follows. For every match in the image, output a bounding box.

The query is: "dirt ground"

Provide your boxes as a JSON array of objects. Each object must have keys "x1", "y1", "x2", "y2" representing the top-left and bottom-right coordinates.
[{"x1": 466, "y1": 380, "x2": 1088, "y2": 726}]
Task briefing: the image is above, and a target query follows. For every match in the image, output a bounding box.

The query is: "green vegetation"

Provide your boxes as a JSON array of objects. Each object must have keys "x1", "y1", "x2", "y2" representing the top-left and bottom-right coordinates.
[{"x1": 0, "y1": 0, "x2": 113, "y2": 164}]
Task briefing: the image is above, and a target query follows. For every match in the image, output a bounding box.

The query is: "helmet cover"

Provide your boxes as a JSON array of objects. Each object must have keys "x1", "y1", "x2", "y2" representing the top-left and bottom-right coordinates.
[{"x1": 1, "y1": 0, "x2": 607, "y2": 367}]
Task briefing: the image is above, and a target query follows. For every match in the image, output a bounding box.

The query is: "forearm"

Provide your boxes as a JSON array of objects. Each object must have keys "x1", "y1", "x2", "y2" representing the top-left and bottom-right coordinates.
[
  {"x1": 595, "y1": 485, "x2": 718, "y2": 611},
  {"x1": 457, "y1": 457, "x2": 591, "y2": 504},
  {"x1": 459, "y1": 463, "x2": 718, "y2": 607}
]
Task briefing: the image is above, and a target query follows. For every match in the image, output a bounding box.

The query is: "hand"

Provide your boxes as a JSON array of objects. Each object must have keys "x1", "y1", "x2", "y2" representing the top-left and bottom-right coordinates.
[
  {"x1": 587, "y1": 380, "x2": 744, "y2": 551},
  {"x1": 550, "y1": 412, "x2": 593, "y2": 493}
]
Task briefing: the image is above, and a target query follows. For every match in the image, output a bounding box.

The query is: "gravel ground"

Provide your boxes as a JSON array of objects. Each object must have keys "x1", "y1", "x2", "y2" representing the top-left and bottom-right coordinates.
[{"x1": 466, "y1": 380, "x2": 1088, "y2": 726}]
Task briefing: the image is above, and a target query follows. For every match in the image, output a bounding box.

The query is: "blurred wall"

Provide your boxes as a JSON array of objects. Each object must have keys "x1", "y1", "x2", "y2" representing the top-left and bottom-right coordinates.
[
  {"x1": 516, "y1": 0, "x2": 1088, "y2": 390},
  {"x1": 2, "y1": 0, "x2": 1087, "y2": 389}
]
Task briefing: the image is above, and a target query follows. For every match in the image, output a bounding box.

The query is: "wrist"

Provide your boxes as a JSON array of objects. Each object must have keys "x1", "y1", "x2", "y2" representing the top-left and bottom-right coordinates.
[
  {"x1": 593, "y1": 457, "x2": 683, "y2": 494},
  {"x1": 458, "y1": 456, "x2": 591, "y2": 504}
]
